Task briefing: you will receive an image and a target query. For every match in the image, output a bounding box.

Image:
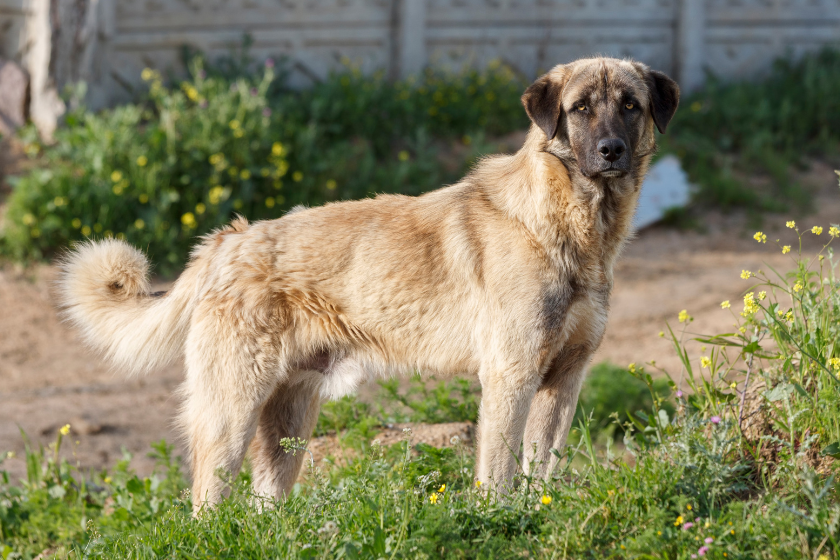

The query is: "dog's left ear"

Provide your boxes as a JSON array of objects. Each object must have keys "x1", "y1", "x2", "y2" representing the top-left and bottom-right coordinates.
[
  {"x1": 645, "y1": 69, "x2": 680, "y2": 134},
  {"x1": 521, "y1": 67, "x2": 567, "y2": 140}
]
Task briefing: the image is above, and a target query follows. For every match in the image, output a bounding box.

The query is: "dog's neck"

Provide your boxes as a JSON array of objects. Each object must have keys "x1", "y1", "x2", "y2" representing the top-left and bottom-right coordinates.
[{"x1": 480, "y1": 126, "x2": 648, "y2": 279}]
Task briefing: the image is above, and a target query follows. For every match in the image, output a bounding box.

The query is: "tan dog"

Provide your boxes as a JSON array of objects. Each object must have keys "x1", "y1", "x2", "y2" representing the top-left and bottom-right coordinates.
[{"x1": 59, "y1": 57, "x2": 679, "y2": 512}]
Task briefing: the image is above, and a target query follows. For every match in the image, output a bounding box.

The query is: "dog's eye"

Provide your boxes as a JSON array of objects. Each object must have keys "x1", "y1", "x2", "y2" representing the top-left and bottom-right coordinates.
[
  {"x1": 576, "y1": 104, "x2": 587, "y2": 112},
  {"x1": 625, "y1": 102, "x2": 635, "y2": 110}
]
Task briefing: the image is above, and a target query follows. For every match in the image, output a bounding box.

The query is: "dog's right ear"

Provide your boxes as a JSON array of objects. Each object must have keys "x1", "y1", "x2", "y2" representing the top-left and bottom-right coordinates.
[{"x1": 521, "y1": 68, "x2": 567, "y2": 140}]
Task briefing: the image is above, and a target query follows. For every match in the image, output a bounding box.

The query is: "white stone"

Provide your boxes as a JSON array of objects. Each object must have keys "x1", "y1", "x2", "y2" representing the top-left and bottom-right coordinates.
[{"x1": 634, "y1": 154, "x2": 692, "y2": 230}]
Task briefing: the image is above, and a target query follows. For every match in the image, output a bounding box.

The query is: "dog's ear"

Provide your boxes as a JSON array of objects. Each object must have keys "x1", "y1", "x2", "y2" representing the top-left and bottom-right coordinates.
[
  {"x1": 521, "y1": 68, "x2": 567, "y2": 140},
  {"x1": 645, "y1": 69, "x2": 680, "y2": 134}
]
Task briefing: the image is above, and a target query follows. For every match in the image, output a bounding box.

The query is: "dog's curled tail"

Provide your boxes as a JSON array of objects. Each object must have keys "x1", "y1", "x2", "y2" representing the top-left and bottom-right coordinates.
[{"x1": 58, "y1": 239, "x2": 196, "y2": 376}]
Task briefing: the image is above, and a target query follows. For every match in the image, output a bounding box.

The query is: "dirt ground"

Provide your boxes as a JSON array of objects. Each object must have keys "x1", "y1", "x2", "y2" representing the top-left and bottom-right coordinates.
[{"x1": 1, "y1": 153, "x2": 838, "y2": 483}]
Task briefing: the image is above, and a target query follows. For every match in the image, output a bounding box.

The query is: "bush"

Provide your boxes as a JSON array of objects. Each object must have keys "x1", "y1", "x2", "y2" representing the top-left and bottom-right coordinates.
[
  {"x1": 663, "y1": 48, "x2": 840, "y2": 212},
  {"x1": 0, "y1": 57, "x2": 526, "y2": 274}
]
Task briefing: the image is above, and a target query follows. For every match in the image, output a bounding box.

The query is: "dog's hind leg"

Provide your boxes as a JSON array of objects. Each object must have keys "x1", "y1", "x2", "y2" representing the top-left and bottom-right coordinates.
[
  {"x1": 521, "y1": 344, "x2": 592, "y2": 480},
  {"x1": 249, "y1": 377, "x2": 322, "y2": 502},
  {"x1": 180, "y1": 318, "x2": 282, "y2": 514}
]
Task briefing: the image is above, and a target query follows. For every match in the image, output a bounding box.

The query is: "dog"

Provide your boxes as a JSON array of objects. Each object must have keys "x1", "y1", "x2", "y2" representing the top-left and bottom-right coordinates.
[{"x1": 59, "y1": 56, "x2": 678, "y2": 512}]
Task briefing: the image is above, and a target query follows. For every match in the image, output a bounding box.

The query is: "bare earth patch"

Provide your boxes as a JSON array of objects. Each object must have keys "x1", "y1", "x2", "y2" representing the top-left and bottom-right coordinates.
[{"x1": 1, "y1": 161, "x2": 837, "y2": 483}]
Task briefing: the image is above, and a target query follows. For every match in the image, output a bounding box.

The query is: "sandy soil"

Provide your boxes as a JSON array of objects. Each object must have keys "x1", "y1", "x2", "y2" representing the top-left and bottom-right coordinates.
[{"x1": 1, "y1": 156, "x2": 837, "y2": 484}]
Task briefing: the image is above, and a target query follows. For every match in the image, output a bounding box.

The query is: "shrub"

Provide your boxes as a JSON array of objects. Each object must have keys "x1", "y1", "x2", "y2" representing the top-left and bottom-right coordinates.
[
  {"x1": 663, "y1": 48, "x2": 840, "y2": 212},
  {"x1": 0, "y1": 57, "x2": 526, "y2": 274}
]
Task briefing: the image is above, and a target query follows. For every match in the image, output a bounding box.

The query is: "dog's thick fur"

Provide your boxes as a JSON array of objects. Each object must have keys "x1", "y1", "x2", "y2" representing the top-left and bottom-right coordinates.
[{"x1": 59, "y1": 57, "x2": 679, "y2": 512}]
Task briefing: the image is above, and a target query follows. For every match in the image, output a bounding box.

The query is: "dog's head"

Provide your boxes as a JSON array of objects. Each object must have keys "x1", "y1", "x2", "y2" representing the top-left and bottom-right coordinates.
[{"x1": 521, "y1": 57, "x2": 679, "y2": 179}]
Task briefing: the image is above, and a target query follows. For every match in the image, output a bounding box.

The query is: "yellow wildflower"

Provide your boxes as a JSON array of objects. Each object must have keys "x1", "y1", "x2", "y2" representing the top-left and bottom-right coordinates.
[
  {"x1": 141, "y1": 68, "x2": 154, "y2": 81},
  {"x1": 438, "y1": 484, "x2": 446, "y2": 493},
  {"x1": 721, "y1": 300, "x2": 730, "y2": 309},
  {"x1": 72, "y1": 218, "x2": 81, "y2": 229},
  {"x1": 228, "y1": 119, "x2": 240, "y2": 130},
  {"x1": 758, "y1": 291, "x2": 766, "y2": 301},
  {"x1": 812, "y1": 226, "x2": 823, "y2": 235},
  {"x1": 60, "y1": 424, "x2": 71, "y2": 436},
  {"x1": 136, "y1": 155, "x2": 148, "y2": 167},
  {"x1": 753, "y1": 231, "x2": 767, "y2": 243},
  {"x1": 829, "y1": 358, "x2": 840, "y2": 371},
  {"x1": 782, "y1": 245, "x2": 791, "y2": 254},
  {"x1": 265, "y1": 198, "x2": 275, "y2": 208},
  {"x1": 134, "y1": 219, "x2": 145, "y2": 229},
  {"x1": 628, "y1": 363, "x2": 637, "y2": 373},
  {"x1": 292, "y1": 171, "x2": 303, "y2": 182},
  {"x1": 81, "y1": 225, "x2": 91, "y2": 236},
  {"x1": 741, "y1": 292, "x2": 760, "y2": 317},
  {"x1": 186, "y1": 87, "x2": 199, "y2": 101},
  {"x1": 700, "y1": 357, "x2": 711, "y2": 369},
  {"x1": 139, "y1": 194, "x2": 149, "y2": 204},
  {"x1": 429, "y1": 493, "x2": 439, "y2": 504},
  {"x1": 786, "y1": 221, "x2": 796, "y2": 229},
  {"x1": 181, "y1": 212, "x2": 197, "y2": 229},
  {"x1": 271, "y1": 142, "x2": 285, "y2": 156},
  {"x1": 674, "y1": 515, "x2": 684, "y2": 526},
  {"x1": 830, "y1": 226, "x2": 840, "y2": 238},
  {"x1": 686, "y1": 504, "x2": 692, "y2": 511},
  {"x1": 195, "y1": 203, "x2": 206, "y2": 215},
  {"x1": 658, "y1": 331, "x2": 665, "y2": 338},
  {"x1": 110, "y1": 170, "x2": 123, "y2": 182},
  {"x1": 240, "y1": 169, "x2": 251, "y2": 180},
  {"x1": 209, "y1": 153, "x2": 223, "y2": 166},
  {"x1": 786, "y1": 311, "x2": 794, "y2": 322},
  {"x1": 740, "y1": 270, "x2": 752, "y2": 280},
  {"x1": 793, "y1": 282, "x2": 803, "y2": 293},
  {"x1": 21, "y1": 213, "x2": 35, "y2": 226},
  {"x1": 475, "y1": 480, "x2": 482, "y2": 488},
  {"x1": 678, "y1": 309, "x2": 690, "y2": 323},
  {"x1": 326, "y1": 179, "x2": 337, "y2": 190},
  {"x1": 541, "y1": 495, "x2": 552, "y2": 505},
  {"x1": 730, "y1": 382, "x2": 737, "y2": 389}
]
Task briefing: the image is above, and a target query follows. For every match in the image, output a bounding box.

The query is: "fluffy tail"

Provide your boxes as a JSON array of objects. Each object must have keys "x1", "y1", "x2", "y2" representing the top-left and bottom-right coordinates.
[{"x1": 58, "y1": 239, "x2": 197, "y2": 375}]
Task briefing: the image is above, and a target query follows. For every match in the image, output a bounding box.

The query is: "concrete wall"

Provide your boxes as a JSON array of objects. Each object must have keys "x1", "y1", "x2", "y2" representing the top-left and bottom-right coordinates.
[{"x1": 2, "y1": 0, "x2": 840, "y2": 136}]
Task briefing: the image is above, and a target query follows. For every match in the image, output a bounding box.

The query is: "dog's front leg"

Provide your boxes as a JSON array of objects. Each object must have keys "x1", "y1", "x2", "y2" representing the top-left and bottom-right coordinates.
[
  {"x1": 521, "y1": 344, "x2": 593, "y2": 479},
  {"x1": 475, "y1": 366, "x2": 541, "y2": 494}
]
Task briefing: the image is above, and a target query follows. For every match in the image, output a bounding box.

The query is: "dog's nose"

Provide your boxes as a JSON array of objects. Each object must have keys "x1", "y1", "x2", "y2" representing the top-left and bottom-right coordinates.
[{"x1": 597, "y1": 138, "x2": 626, "y2": 162}]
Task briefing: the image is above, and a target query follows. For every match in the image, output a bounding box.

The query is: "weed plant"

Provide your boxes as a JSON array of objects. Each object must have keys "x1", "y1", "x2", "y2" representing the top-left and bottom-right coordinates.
[{"x1": 3, "y1": 210, "x2": 840, "y2": 558}]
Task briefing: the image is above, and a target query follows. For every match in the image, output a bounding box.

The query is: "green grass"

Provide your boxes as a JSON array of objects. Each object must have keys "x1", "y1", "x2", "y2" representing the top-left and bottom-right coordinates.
[{"x1": 3, "y1": 218, "x2": 840, "y2": 559}]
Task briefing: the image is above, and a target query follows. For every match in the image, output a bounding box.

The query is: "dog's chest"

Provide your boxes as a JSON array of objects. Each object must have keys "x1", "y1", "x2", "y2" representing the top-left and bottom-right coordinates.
[{"x1": 540, "y1": 263, "x2": 611, "y2": 350}]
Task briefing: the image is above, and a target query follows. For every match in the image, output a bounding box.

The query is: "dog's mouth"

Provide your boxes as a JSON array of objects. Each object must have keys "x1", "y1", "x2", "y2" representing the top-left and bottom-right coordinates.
[{"x1": 599, "y1": 169, "x2": 626, "y2": 178}]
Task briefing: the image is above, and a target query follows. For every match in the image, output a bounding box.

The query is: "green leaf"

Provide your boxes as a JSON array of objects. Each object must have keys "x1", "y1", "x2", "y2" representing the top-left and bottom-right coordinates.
[
  {"x1": 821, "y1": 443, "x2": 840, "y2": 459},
  {"x1": 126, "y1": 476, "x2": 145, "y2": 494},
  {"x1": 743, "y1": 341, "x2": 762, "y2": 354},
  {"x1": 765, "y1": 383, "x2": 794, "y2": 402}
]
